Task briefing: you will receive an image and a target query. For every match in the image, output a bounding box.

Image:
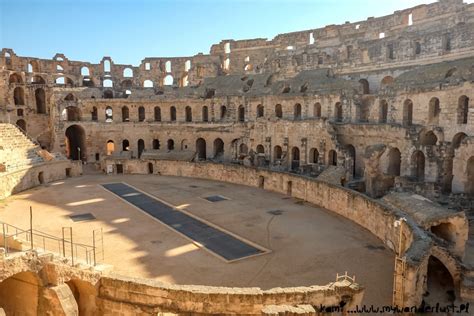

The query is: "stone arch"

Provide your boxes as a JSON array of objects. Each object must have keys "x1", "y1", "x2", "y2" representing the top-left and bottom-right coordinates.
[
  {"x1": 196, "y1": 138, "x2": 206, "y2": 160},
  {"x1": 167, "y1": 139, "x2": 175, "y2": 150},
  {"x1": 9, "y1": 73, "x2": 23, "y2": 84},
  {"x1": 105, "y1": 106, "x2": 113, "y2": 122},
  {"x1": 13, "y1": 86, "x2": 25, "y2": 105},
  {"x1": 291, "y1": 146, "x2": 300, "y2": 170},
  {"x1": 0, "y1": 271, "x2": 41, "y2": 315},
  {"x1": 106, "y1": 140, "x2": 115, "y2": 155},
  {"x1": 358, "y1": 79, "x2": 369, "y2": 94},
  {"x1": 328, "y1": 150, "x2": 337, "y2": 166},
  {"x1": 122, "y1": 106, "x2": 130, "y2": 122},
  {"x1": 411, "y1": 150, "x2": 425, "y2": 181},
  {"x1": 239, "y1": 143, "x2": 248, "y2": 155},
  {"x1": 275, "y1": 104, "x2": 282, "y2": 118},
  {"x1": 466, "y1": 156, "x2": 474, "y2": 196},
  {"x1": 386, "y1": 148, "x2": 401, "y2": 176},
  {"x1": 346, "y1": 145, "x2": 356, "y2": 177},
  {"x1": 66, "y1": 278, "x2": 98, "y2": 315},
  {"x1": 213, "y1": 138, "x2": 224, "y2": 158},
  {"x1": 137, "y1": 139, "x2": 145, "y2": 158},
  {"x1": 32, "y1": 75, "x2": 45, "y2": 84},
  {"x1": 122, "y1": 139, "x2": 130, "y2": 151},
  {"x1": 425, "y1": 256, "x2": 456, "y2": 307},
  {"x1": 294, "y1": 103, "x2": 302, "y2": 120},
  {"x1": 273, "y1": 145, "x2": 282, "y2": 161},
  {"x1": 35, "y1": 88, "x2": 46, "y2": 113},
  {"x1": 91, "y1": 107, "x2": 98, "y2": 121},
  {"x1": 379, "y1": 99, "x2": 388, "y2": 123},
  {"x1": 220, "y1": 105, "x2": 227, "y2": 120},
  {"x1": 238, "y1": 105, "x2": 245, "y2": 122},
  {"x1": 202, "y1": 106, "x2": 209, "y2": 122},
  {"x1": 380, "y1": 76, "x2": 394, "y2": 87},
  {"x1": 403, "y1": 99, "x2": 413, "y2": 126},
  {"x1": 256, "y1": 104, "x2": 264, "y2": 118},
  {"x1": 457, "y1": 95, "x2": 469, "y2": 124},
  {"x1": 309, "y1": 148, "x2": 319, "y2": 163},
  {"x1": 256, "y1": 144, "x2": 265, "y2": 154},
  {"x1": 66, "y1": 106, "x2": 81, "y2": 121},
  {"x1": 452, "y1": 132, "x2": 467, "y2": 150},
  {"x1": 313, "y1": 102, "x2": 321, "y2": 118},
  {"x1": 185, "y1": 106, "x2": 192, "y2": 122},
  {"x1": 334, "y1": 102, "x2": 343, "y2": 122},
  {"x1": 419, "y1": 130, "x2": 438, "y2": 146},
  {"x1": 170, "y1": 106, "x2": 176, "y2": 121},
  {"x1": 65, "y1": 124, "x2": 86, "y2": 161},
  {"x1": 153, "y1": 106, "x2": 161, "y2": 122},
  {"x1": 152, "y1": 139, "x2": 160, "y2": 150},
  {"x1": 138, "y1": 106, "x2": 145, "y2": 122}
]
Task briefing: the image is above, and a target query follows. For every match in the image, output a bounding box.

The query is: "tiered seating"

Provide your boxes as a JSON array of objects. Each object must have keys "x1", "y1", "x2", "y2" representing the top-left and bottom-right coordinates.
[{"x1": 0, "y1": 124, "x2": 46, "y2": 172}]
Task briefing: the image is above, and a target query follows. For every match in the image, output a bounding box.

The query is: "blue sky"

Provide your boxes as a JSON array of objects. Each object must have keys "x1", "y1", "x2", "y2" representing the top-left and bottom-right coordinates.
[{"x1": 1, "y1": 0, "x2": 472, "y2": 65}]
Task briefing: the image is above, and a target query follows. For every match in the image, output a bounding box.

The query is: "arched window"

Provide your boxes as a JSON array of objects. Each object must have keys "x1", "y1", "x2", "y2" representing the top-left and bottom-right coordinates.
[
  {"x1": 35, "y1": 88, "x2": 46, "y2": 113},
  {"x1": 309, "y1": 148, "x2": 319, "y2": 163},
  {"x1": 335, "y1": 102, "x2": 343, "y2": 122},
  {"x1": 9, "y1": 73, "x2": 23, "y2": 84},
  {"x1": 256, "y1": 145, "x2": 265, "y2": 154},
  {"x1": 167, "y1": 139, "x2": 174, "y2": 150},
  {"x1": 103, "y1": 60, "x2": 111, "y2": 72},
  {"x1": 202, "y1": 106, "x2": 209, "y2": 122},
  {"x1": 359, "y1": 79, "x2": 370, "y2": 94},
  {"x1": 81, "y1": 66, "x2": 90, "y2": 76},
  {"x1": 403, "y1": 99, "x2": 413, "y2": 126},
  {"x1": 103, "y1": 79, "x2": 113, "y2": 88},
  {"x1": 163, "y1": 75, "x2": 173, "y2": 86},
  {"x1": 123, "y1": 68, "x2": 133, "y2": 77},
  {"x1": 122, "y1": 139, "x2": 130, "y2": 151},
  {"x1": 238, "y1": 105, "x2": 245, "y2": 122},
  {"x1": 105, "y1": 106, "x2": 113, "y2": 122},
  {"x1": 106, "y1": 140, "x2": 115, "y2": 155},
  {"x1": 122, "y1": 106, "x2": 130, "y2": 122},
  {"x1": 328, "y1": 150, "x2": 337, "y2": 166},
  {"x1": 428, "y1": 97, "x2": 440, "y2": 125},
  {"x1": 185, "y1": 106, "x2": 192, "y2": 122},
  {"x1": 169, "y1": 106, "x2": 176, "y2": 121},
  {"x1": 275, "y1": 104, "x2": 282, "y2": 118},
  {"x1": 152, "y1": 139, "x2": 160, "y2": 149},
  {"x1": 387, "y1": 148, "x2": 401, "y2": 176},
  {"x1": 294, "y1": 103, "x2": 302, "y2": 120},
  {"x1": 91, "y1": 107, "x2": 98, "y2": 121},
  {"x1": 255, "y1": 104, "x2": 264, "y2": 118},
  {"x1": 13, "y1": 87, "x2": 25, "y2": 105},
  {"x1": 137, "y1": 139, "x2": 145, "y2": 158},
  {"x1": 273, "y1": 145, "x2": 282, "y2": 160},
  {"x1": 379, "y1": 100, "x2": 388, "y2": 123},
  {"x1": 165, "y1": 61, "x2": 171, "y2": 72},
  {"x1": 457, "y1": 95, "x2": 469, "y2": 124},
  {"x1": 138, "y1": 106, "x2": 145, "y2": 122},
  {"x1": 213, "y1": 138, "x2": 224, "y2": 158},
  {"x1": 239, "y1": 143, "x2": 248, "y2": 155},
  {"x1": 154, "y1": 106, "x2": 161, "y2": 121},
  {"x1": 143, "y1": 80, "x2": 153, "y2": 88},
  {"x1": 314, "y1": 103, "x2": 321, "y2": 118},
  {"x1": 220, "y1": 105, "x2": 227, "y2": 120},
  {"x1": 420, "y1": 130, "x2": 438, "y2": 146},
  {"x1": 291, "y1": 147, "x2": 300, "y2": 170}
]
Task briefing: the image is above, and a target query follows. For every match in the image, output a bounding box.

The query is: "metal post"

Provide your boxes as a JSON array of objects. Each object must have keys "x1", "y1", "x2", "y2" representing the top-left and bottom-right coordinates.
[
  {"x1": 70, "y1": 228, "x2": 74, "y2": 266},
  {"x1": 30, "y1": 206, "x2": 33, "y2": 250},
  {"x1": 3, "y1": 223, "x2": 8, "y2": 256},
  {"x1": 101, "y1": 228, "x2": 104, "y2": 261},
  {"x1": 93, "y1": 230, "x2": 96, "y2": 266},
  {"x1": 62, "y1": 228, "x2": 66, "y2": 257}
]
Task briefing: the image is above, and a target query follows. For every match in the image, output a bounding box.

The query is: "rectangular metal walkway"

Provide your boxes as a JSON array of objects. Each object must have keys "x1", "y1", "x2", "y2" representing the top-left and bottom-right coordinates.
[{"x1": 101, "y1": 183, "x2": 265, "y2": 261}]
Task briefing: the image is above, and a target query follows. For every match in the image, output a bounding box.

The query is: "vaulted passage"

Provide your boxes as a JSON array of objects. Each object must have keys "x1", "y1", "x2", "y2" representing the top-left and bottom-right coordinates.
[
  {"x1": 102, "y1": 182, "x2": 265, "y2": 261},
  {"x1": 65, "y1": 125, "x2": 86, "y2": 161},
  {"x1": 0, "y1": 271, "x2": 40, "y2": 315}
]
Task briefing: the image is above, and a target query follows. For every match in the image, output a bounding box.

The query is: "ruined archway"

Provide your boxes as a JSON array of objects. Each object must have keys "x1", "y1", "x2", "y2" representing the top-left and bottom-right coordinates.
[
  {"x1": 213, "y1": 138, "x2": 224, "y2": 158},
  {"x1": 0, "y1": 271, "x2": 40, "y2": 315},
  {"x1": 466, "y1": 156, "x2": 474, "y2": 196},
  {"x1": 403, "y1": 99, "x2": 413, "y2": 126},
  {"x1": 35, "y1": 88, "x2": 46, "y2": 114},
  {"x1": 66, "y1": 279, "x2": 97, "y2": 315},
  {"x1": 425, "y1": 256, "x2": 456, "y2": 307},
  {"x1": 387, "y1": 148, "x2": 401, "y2": 176},
  {"x1": 411, "y1": 150, "x2": 425, "y2": 181},
  {"x1": 137, "y1": 139, "x2": 145, "y2": 158},
  {"x1": 196, "y1": 138, "x2": 206, "y2": 160},
  {"x1": 291, "y1": 146, "x2": 300, "y2": 170},
  {"x1": 65, "y1": 125, "x2": 86, "y2": 161}
]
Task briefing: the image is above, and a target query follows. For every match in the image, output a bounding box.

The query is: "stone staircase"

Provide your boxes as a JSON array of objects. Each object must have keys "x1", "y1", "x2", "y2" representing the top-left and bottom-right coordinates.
[{"x1": 0, "y1": 124, "x2": 46, "y2": 173}]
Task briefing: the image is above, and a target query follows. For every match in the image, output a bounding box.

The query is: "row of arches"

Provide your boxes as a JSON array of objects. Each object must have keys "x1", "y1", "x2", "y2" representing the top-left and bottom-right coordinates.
[{"x1": 12, "y1": 87, "x2": 46, "y2": 114}]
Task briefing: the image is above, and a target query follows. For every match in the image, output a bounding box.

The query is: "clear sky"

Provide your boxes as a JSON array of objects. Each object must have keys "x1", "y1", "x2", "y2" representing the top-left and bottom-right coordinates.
[{"x1": 1, "y1": 0, "x2": 473, "y2": 65}]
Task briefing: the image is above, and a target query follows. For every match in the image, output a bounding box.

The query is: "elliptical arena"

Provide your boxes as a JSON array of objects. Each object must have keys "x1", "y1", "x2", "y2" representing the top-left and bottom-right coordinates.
[{"x1": 0, "y1": 0, "x2": 473, "y2": 314}]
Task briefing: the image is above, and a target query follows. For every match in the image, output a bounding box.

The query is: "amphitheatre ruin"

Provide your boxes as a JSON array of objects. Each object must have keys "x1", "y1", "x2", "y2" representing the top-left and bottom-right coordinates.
[{"x1": 0, "y1": 0, "x2": 473, "y2": 314}]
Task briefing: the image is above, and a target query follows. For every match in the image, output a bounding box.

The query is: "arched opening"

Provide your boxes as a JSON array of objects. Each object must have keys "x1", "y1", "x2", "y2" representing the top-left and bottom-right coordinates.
[
  {"x1": 420, "y1": 130, "x2": 438, "y2": 146},
  {"x1": 346, "y1": 145, "x2": 356, "y2": 177},
  {"x1": 16, "y1": 119, "x2": 26, "y2": 132},
  {"x1": 294, "y1": 103, "x2": 302, "y2": 120},
  {"x1": 185, "y1": 106, "x2": 192, "y2": 122},
  {"x1": 387, "y1": 148, "x2": 401, "y2": 176},
  {"x1": 35, "y1": 88, "x2": 46, "y2": 113},
  {"x1": 81, "y1": 66, "x2": 90, "y2": 76},
  {"x1": 220, "y1": 106, "x2": 227, "y2": 120},
  {"x1": 411, "y1": 150, "x2": 425, "y2": 181},
  {"x1": 403, "y1": 99, "x2": 413, "y2": 126},
  {"x1": 379, "y1": 100, "x2": 388, "y2": 123},
  {"x1": 291, "y1": 147, "x2": 300, "y2": 170},
  {"x1": 196, "y1": 138, "x2": 206, "y2": 160},
  {"x1": 66, "y1": 106, "x2": 81, "y2": 121},
  {"x1": 148, "y1": 163, "x2": 153, "y2": 174},
  {"x1": 105, "y1": 106, "x2": 113, "y2": 122},
  {"x1": 122, "y1": 139, "x2": 130, "y2": 151},
  {"x1": 82, "y1": 77, "x2": 94, "y2": 87},
  {"x1": 380, "y1": 76, "x2": 394, "y2": 87},
  {"x1": 309, "y1": 148, "x2": 319, "y2": 163},
  {"x1": 328, "y1": 150, "x2": 337, "y2": 166},
  {"x1": 430, "y1": 222, "x2": 456, "y2": 244},
  {"x1": 428, "y1": 97, "x2": 440, "y2": 125},
  {"x1": 65, "y1": 125, "x2": 86, "y2": 161},
  {"x1": 103, "y1": 90, "x2": 113, "y2": 99},
  {"x1": 256, "y1": 104, "x2": 264, "y2": 118},
  {"x1": 359, "y1": 79, "x2": 370, "y2": 94},
  {"x1": 32, "y1": 75, "x2": 45, "y2": 84},
  {"x1": 256, "y1": 144, "x2": 265, "y2": 154},
  {"x1": 202, "y1": 106, "x2": 209, "y2": 122},
  {"x1": 167, "y1": 139, "x2": 175, "y2": 150},
  {"x1": 213, "y1": 138, "x2": 224, "y2": 158},
  {"x1": 91, "y1": 107, "x2": 98, "y2": 121},
  {"x1": 314, "y1": 103, "x2": 321, "y2": 118},
  {"x1": 152, "y1": 139, "x2": 160, "y2": 150},
  {"x1": 144, "y1": 80, "x2": 153, "y2": 88},
  {"x1": 452, "y1": 132, "x2": 467, "y2": 150},
  {"x1": 122, "y1": 106, "x2": 130, "y2": 122},
  {"x1": 137, "y1": 139, "x2": 145, "y2": 158},
  {"x1": 13, "y1": 87, "x2": 25, "y2": 106},
  {"x1": 0, "y1": 271, "x2": 40, "y2": 315},
  {"x1": 181, "y1": 139, "x2": 189, "y2": 150},
  {"x1": 466, "y1": 157, "x2": 474, "y2": 196},
  {"x1": 106, "y1": 140, "x2": 115, "y2": 155},
  {"x1": 123, "y1": 67, "x2": 133, "y2": 78},
  {"x1": 457, "y1": 95, "x2": 469, "y2": 124},
  {"x1": 64, "y1": 93, "x2": 76, "y2": 101},
  {"x1": 258, "y1": 176, "x2": 265, "y2": 189},
  {"x1": 66, "y1": 279, "x2": 98, "y2": 315},
  {"x1": 9, "y1": 73, "x2": 23, "y2": 84},
  {"x1": 163, "y1": 75, "x2": 173, "y2": 86},
  {"x1": 425, "y1": 256, "x2": 455, "y2": 307},
  {"x1": 273, "y1": 145, "x2": 282, "y2": 161},
  {"x1": 38, "y1": 171, "x2": 44, "y2": 184},
  {"x1": 154, "y1": 106, "x2": 161, "y2": 121},
  {"x1": 275, "y1": 104, "x2": 283, "y2": 118},
  {"x1": 335, "y1": 102, "x2": 343, "y2": 122},
  {"x1": 170, "y1": 106, "x2": 176, "y2": 121},
  {"x1": 238, "y1": 105, "x2": 245, "y2": 122},
  {"x1": 138, "y1": 106, "x2": 145, "y2": 122}
]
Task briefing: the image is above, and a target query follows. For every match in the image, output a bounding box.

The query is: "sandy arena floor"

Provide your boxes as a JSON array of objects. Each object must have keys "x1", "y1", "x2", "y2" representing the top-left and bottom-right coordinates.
[{"x1": 0, "y1": 174, "x2": 394, "y2": 306}]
